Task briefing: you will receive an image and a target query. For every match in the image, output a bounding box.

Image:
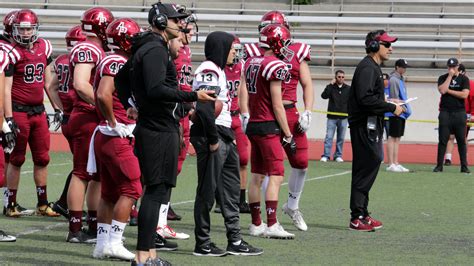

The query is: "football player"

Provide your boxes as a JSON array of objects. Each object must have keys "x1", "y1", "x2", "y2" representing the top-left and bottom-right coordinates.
[
  {"x1": 243, "y1": 11, "x2": 313, "y2": 231},
  {"x1": 4, "y1": 9, "x2": 60, "y2": 218},
  {"x1": 244, "y1": 24, "x2": 295, "y2": 239},
  {"x1": 66, "y1": 7, "x2": 114, "y2": 243},
  {"x1": 48, "y1": 25, "x2": 86, "y2": 219},
  {"x1": 89, "y1": 18, "x2": 141, "y2": 260},
  {"x1": 225, "y1": 36, "x2": 251, "y2": 213}
]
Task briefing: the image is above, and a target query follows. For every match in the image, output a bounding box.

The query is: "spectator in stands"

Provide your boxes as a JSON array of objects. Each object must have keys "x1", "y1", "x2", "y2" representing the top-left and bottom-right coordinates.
[
  {"x1": 444, "y1": 64, "x2": 473, "y2": 165},
  {"x1": 386, "y1": 59, "x2": 412, "y2": 172},
  {"x1": 434, "y1": 58, "x2": 470, "y2": 173},
  {"x1": 320, "y1": 70, "x2": 350, "y2": 162}
]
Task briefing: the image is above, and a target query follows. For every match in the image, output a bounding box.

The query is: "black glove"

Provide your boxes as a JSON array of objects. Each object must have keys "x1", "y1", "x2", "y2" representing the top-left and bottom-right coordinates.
[
  {"x1": 5, "y1": 117, "x2": 19, "y2": 138},
  {"x1": 3, "y1": 132, "x2": 15, "y2": 154},
  {"x1": 282, "y1": 135, "x2": 297, "y2": 155},
  {"x1": 53, "y1": 109, "x2": 63, "y2": 131}
]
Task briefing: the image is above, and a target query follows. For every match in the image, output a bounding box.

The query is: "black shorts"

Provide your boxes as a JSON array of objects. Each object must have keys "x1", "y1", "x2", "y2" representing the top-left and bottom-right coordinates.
[
  {"x1": 134, "y1": 125, "x2": 179, "y2": 187},
  {"x1": 388, "y1": 117, "x2": 406, "y2": 137}
]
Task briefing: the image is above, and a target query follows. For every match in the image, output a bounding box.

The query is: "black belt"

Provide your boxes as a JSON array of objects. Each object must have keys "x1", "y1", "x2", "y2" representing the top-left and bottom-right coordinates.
[
  {"x1": 284, "y1": 103, "x2": 295, "y2": 109},
  {"x1": 230, "y1": 110, "x2": 240, "y2": 116},
  {"x1": 12, "y1": 103, "x2": 45, "y2": 115}
]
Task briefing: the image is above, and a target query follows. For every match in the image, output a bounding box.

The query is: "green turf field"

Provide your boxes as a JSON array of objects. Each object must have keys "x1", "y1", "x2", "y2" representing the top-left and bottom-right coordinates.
[{"x1": 0, "y1": 152, "x2": 472, "y2": 265}]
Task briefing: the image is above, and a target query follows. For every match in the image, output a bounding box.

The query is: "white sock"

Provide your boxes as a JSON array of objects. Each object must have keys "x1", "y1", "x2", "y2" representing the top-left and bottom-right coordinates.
[
  {"x1": 445, "y1": 153, "x2": 452, "y2": 160},
  {"x1": 3, "y1": 187, "x2": 8, "y2": 208},
  {"x1": 157, "y1": 203, "x2": 169, "y2": 228},
  {"x1": 261, "y1": 176, "x2": 269, "y2": 193},
  {"x1": 110, "y1": 220, "x2": 126, "y2": 246},
  {"x1": 287, "y1": 168, "x2": 307, "y2": 210},
  {"x1": 96, "y1": 223, "x2": 111, "y2": 247}
]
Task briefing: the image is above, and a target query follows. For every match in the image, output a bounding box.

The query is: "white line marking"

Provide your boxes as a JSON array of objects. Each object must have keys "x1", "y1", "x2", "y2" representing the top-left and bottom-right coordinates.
[
  {"x1": 20, "y1": 162, "x2": 72, "y2": 175},
  {"x1": 16, "y1": 222, "x2": 64, "y2": 237},
  {"x1": 174, "y1": 170, "x2": 351, "y2": 206}
]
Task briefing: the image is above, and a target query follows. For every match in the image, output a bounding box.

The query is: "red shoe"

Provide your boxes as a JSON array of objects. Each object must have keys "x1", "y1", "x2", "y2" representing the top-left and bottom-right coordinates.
[
  {"x1": 365, "y1": 216, "x2": 383, "y2": 230},
  {"x1": 349, "y1": 217, "x2": 374, "y2": 232}
]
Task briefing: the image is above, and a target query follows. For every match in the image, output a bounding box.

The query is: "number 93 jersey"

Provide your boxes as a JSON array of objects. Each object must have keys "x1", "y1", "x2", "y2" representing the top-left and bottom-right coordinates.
[
  {"x1": 174, "y1": 45, "x2": 193, "y2": 92},
  {"x1": 93, "y1": 54, "x2": 133, "y2": 125},
  {"x1": 69, "y1": 40, "x2": 106, "y2": 112},
  {"x1": 11, "y1": 38, "x2": 53, "y2": 106},
  {"x1": 244, "y1": 55, "x2": 288, "y2": 123}
]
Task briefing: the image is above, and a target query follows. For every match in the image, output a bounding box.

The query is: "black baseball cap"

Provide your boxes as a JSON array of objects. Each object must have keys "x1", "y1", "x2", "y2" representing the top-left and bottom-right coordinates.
[
  {"x1": 148, "y1": 2, "x2": 189, "y2": 24},
  {"x1": 447, "y1": 57, "x2": 459, "y2": 67},
  {"x1": 395, "y1": 59, "x2": 409, "y2": 68}
]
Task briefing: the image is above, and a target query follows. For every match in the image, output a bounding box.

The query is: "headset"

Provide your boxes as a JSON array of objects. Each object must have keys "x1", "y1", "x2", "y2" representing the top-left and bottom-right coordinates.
[
  {"x1": 150, "y1": 2, "x2": 168, "y2": 30},
  {"x1": 365, "y1": 30, "x2": 385, "y2": 53}
]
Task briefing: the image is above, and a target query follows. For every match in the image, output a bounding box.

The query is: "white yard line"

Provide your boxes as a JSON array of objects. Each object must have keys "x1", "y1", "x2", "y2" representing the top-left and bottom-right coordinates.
[{"x1": 16, "y1": 222, "x2": 65, "y2": 237}]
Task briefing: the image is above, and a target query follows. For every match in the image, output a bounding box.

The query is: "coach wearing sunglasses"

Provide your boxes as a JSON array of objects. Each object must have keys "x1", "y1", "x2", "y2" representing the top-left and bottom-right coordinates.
[{"x1": 347, "y1": 30, "x2": 403, "y2": 232}]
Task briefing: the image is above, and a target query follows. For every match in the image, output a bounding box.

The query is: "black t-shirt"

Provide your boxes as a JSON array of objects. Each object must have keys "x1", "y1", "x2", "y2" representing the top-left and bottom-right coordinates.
[{"x1": 438, "y1": 73, "x2": 470, "y2": 112}]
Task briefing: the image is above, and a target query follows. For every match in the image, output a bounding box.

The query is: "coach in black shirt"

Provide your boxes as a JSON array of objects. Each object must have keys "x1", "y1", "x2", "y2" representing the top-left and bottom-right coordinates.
[
  {"x1": 348, "y1": 30, "x2": 402, "y2": 232},
  {"x1": 434, "y1": 58, "x2": 470, "y2": 173},
  {"x1": 119, "y1": 3, "x2": 215, "y2": 265}
]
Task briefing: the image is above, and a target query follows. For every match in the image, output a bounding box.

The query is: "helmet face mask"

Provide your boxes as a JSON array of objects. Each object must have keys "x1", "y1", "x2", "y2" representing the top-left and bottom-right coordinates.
[
  {"x1": 12, "y1": 9, "x2": 39, "y2": 46},
  {"x1": 232, "y1": 37, "x2": 243, "y2": 64},
  {"x1": 259, "y1": 24, "x2": 293, "y2": 61}
]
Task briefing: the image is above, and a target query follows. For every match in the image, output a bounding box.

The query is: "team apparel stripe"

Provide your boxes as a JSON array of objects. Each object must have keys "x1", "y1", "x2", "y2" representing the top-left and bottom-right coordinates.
[
  {"x1": 70, "y1": 42, "x2": 102, "y2": 66},
  {"x1": 262, "y1": 60, "x2": 285, "y2": 80},
  {"x1": 300, "y1": 44, "x2": 311, "y2": 63},
  {"x1": 0, "y1": 43, "x2": 21, "y2": 64},
  {"x1": 0, "y1": 51, "x2": 9, "y2": 73},
  {"x1": 99, "y1": 55, "x2": 126, "y2": 77},
  {"x1": 266, "y1": 62, "x2": 286, "y2": 80}
]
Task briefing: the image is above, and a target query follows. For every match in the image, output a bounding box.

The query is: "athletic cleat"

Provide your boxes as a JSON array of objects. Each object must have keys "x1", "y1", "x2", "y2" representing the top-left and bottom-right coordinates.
[
  {"x1": 92, "y1": 244, "x2": 111, "y2": 259},
  {"x1": 386, "y1": 164, "x2": 402, "y2": 172},
  {"x1": 444, "y1": 159, "x2": 452, "y2": 166},
  {"x1": 0, "y1": 230, "x2": 16, "y2": 242},
  {"x1": 239, "y1": 202, "x2": 251, "y2": 213},
  {"x1": 226, "y1": 240, "x2": 263, "y2": 256},
  {"x1": 433, "y1": 165, "x2": 443, "y2": 172},
  {"x1": 167, "y1": 205, "x2": 182, "y2": 221},
  {"x1": 193, "y1": 242, "x2": 227, "y2": 257},
  {"x1": 335, "y1": 157, "x2": 344, "y2": 163},
  {"x1": 104, "y1": 243, "x2": 135, "y2": 261},
  {"x1": 364, "y1": 216, "x2": 383, "y2": 230},
  {"x1": 154, "y1": 232, "x2": 178, "y2": 251},
  {"x1": 36, "y1": 203, "x2": 61, "y2": 217},
  {"x1": 396, "y1": 164, "x2": 410, "y2": 172},
  {"x1": 248, "y1": 222, "x2": 267, "y2": 237},
  {"x1": 349, "y1": 217, "x2": 375, "y2": 232},
  {"x1": 320, "y1": 156, "x2": 328, "y2": 162},
  {"x1": 282, "y1": 203, "x2": 308, "y2": 231},
  {"x1": 264, "y1": 223, "x2": 295, "y2": 239},
  {"x1": 461, "y1": 166, "x2": 471, "y2": 173},
  {"x1": 17, "y1": 204, "x2": 35, "y2": 216},
  {"x1": 66, "y1": 229, "x2": 97, "y2": 244},
  {"x1": 5, "y1": 203, "x2": 21, "y2": 218},
  {"x1": 157, "y1": 225, "x2": 190, "y2": 240},
  {"x1": 52, "y1": 201, "x2": 69, "y2": 219}
]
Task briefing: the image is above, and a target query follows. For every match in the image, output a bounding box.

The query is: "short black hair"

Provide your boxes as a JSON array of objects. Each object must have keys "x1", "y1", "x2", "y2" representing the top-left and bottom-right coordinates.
[
  {"x1": 382, "y1": 73, "x2": 389, "y2": 80},
  {"x1": 335, "y1": 69, "x2": 345, "y2": 78},
  {"x1": 365, "y1": 29, "x2": 385, "y2": 54}
]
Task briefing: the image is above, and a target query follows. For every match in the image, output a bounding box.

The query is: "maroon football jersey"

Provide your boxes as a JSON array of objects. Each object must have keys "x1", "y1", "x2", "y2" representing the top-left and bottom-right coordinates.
[
  {"x1": 244, "y1": 56, "x2": 288, "y2": 122},
  {"x1": 11, "y1": 38, "x2": 53, "y2": 106},
  {"x1": 243, "y1": 42, "x2": 265, "y2": 61},
  {"x1": 0, "y1": 50, "x2": 9, "y2": 73},
  {"x1": 281, "y1": 42, "x2": 311, "y2": 102},
  {"x1": 54, "y1": 53, "x2": 75, "y2": 115},
  {"x1": 69, "y1": 40, "x2": 105, "y2": 112},
  {"x1": 174, "y1": 45, "x2": 192, "y2": 92},
  {"x1": 0, "y1": 38, "x2": 21, "y2": 66},
  {"x1": 94, "y1": 54, "x2": 133, "y2": 126},
  {"x1": 225, "y1": 61, "x2": 243, "y2": 112}
]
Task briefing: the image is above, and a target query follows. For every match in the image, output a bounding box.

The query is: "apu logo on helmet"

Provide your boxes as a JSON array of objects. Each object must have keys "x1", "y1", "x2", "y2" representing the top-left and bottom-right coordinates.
[
  {"x1": 274, "y1": 26, "x2": 283, "y2": 38},
  {"x1": 7, "y1": 14, "x2": 15, "y2": 25},
  {"x1": 97, "y1": 12, "x2": 107, "y2": 25},
  {"x1": 116, "y1": 21, "x2": 127, "y2": 35}
]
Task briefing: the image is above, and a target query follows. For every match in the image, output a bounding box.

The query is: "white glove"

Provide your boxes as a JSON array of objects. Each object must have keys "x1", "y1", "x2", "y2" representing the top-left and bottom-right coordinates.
[
  {"x1": 298, "y1": 110, "x2": 312, "y2": 133},
  {"x1": 107, "y1": 121, "x2": 132, "y2": 138},
  {"x1": 240, "y1": 113, "x2": 250, "y2": 133}
]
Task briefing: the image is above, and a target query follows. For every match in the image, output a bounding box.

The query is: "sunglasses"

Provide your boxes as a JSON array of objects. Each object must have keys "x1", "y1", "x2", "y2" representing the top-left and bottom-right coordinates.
[{"x1": 380, "y1": 42, "x2": 391, "y2": 48}]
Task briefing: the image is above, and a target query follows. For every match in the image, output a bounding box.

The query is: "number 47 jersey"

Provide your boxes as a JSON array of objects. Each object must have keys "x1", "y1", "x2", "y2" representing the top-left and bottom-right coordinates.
[{"x1": 244, "y1": 55, "x2": 288, "y2": 123}]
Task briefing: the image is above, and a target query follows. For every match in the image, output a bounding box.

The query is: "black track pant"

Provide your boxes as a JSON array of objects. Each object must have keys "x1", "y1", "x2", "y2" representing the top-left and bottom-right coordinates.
[
  {"x1": 191, "y1": 137, "x2": 241, "y2": 247},
  {"x1": 436, "y1": 110, "x2": 468, "y2": 167},
  {"x1": 349, "y1": 124, "x2": 384, "y2": 219}
]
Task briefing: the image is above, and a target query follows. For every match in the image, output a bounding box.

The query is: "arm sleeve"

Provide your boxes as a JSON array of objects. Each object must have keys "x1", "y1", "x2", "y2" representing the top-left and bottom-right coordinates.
[
  {"x1": 438, "y1": 74, "x2": 447, "y2": 86},
  {"x1": 142, "y1": 47, "x2": 197, "y2": 102},
  {"x1": 321, "y1": 84, "x2": 331, "y2": 99},
  {"x1": 355, "y1": 66, "x2": 395, "y2": 114},
  {"x1": 389, "y1": 76, "x2": 400, "y2": 99}
]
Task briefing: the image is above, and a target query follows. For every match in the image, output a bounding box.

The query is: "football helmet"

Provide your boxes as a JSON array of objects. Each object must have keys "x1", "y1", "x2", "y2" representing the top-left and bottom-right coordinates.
[
  {"x1": 3, "y1": 10, "x2": 18, "y2": 38},
  {"x1": 65, "y1": 25, "x2": 86, "y2": 49},
  {"x1": 258, "y1": 11, "x2": 290, "y2": 32},
  {"x1": 231, "y1": 35, "x2": 243, "y2": 64},
  {"x1": 12, "y1": 9, "x2": 39, "y2": 45},
  {"x1": 259, "y1": 24, "x2": 293, "y2": 61},
  {"x1": 106, "y1": 18, "x2": 141, "y2": 53},
  {"x1": 80, "y1": 7, "x2": 114, "y2": 43}
]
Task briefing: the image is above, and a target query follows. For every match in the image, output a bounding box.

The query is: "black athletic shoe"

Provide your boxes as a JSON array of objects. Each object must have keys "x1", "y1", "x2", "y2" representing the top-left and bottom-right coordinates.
[
  {"x1": 226, "y1": 240, "x2": 263, "y2": 256},
  {"x1": 433, "y1": 165, "x2": 443, "y2": 172},
  {"x1": 154, "y1": 232, "x2": 178, "y2": 251},
  {"x1": 461, "y1": 166, "x2": 471, "y2": 173},
  {"x1": 193, "y1": 242, "x2": 227, "y2": 257},
  {"x1": 66, "y1": 229, "x2": 96, "y2": 244},
  {"x1": 167, "y1": 205, "x2": 182, "y2": 221},
  {"x1": 444, "y1": 159, "x2": 452, "y2": 166},
  {"x1": 239, "y1": 202, "x2": 251, "y2": 213},
  {"x1": 131, "y1": 257, "x2": 172, "y2": 266},
  {"x1": 52, "y1": 201, "x2": 69, "y2": 219}
]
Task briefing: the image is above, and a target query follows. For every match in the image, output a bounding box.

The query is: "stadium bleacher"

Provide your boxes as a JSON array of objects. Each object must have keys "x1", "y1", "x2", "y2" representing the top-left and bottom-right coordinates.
[{"x1": 0, "y1": 0, "x2": 472, "y2": 80}]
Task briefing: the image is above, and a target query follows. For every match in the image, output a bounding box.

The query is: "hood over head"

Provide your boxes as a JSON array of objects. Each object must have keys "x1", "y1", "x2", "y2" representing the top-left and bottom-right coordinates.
[{"x1": 204, "y1": 31, "x2": 234, "y2": 69}]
